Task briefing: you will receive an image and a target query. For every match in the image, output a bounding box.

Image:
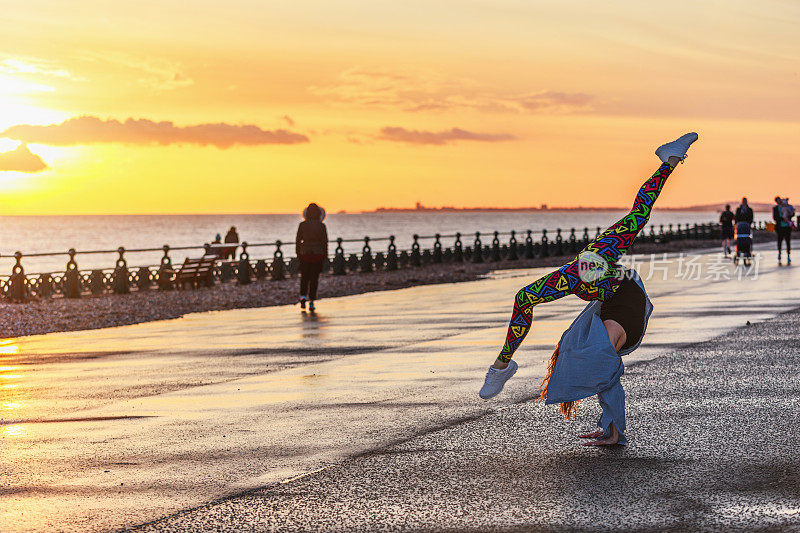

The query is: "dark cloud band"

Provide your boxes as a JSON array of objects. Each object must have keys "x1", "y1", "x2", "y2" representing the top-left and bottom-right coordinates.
[
  {"x1": 1, "y1": 116, "x2": 309, "y2": 148},
  {"x1": 378, "y1": 126, "x2": 516, "y2": 145}
]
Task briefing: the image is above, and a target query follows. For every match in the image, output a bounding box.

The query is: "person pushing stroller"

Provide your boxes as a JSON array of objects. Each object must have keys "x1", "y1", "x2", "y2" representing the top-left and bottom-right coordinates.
[{"x1": 733, "y1": 219, "x2": 752, "y2": 266}]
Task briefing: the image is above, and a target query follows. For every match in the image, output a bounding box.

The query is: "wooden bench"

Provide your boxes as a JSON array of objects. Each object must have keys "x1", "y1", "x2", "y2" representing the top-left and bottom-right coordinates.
[
  {"x1": 174, "y1": 255, "x2": 216, "y2": 289},
  {"x1": 207, "y1": 242, "x2": 238, "y2": 260}
]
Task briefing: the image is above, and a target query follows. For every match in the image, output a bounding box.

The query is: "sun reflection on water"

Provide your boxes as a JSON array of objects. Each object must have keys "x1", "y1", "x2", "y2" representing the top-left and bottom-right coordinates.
[
  {"x1": 1, "y1": 425, "x2": 24, "y2": 438},
  {"x1": 0, "y1": 340, "x2": 19, "y2": 355}
]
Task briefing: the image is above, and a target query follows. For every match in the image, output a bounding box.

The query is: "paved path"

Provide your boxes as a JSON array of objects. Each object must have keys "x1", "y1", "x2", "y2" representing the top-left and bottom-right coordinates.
[
  {"x1": 1, "y1": 244, "x2": 799, "y2": 531},
  {"x1": 141, "y1": 304, "x2": 800, "y2": 531}
]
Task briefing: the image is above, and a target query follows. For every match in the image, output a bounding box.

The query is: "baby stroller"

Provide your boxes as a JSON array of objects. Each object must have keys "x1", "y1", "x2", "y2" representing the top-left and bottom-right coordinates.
[{"x1": 733, "y1": 221, "x2": 752, "y2": 266}]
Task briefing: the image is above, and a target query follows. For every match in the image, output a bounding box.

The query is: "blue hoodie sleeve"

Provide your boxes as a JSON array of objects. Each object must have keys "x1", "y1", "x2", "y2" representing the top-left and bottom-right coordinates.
[
  {"x1": 597, "y1": 377, "x2": 627, "y2": 444},
  {"x1": 545, "y1": 306, "x2": 628, "y2": 444}
]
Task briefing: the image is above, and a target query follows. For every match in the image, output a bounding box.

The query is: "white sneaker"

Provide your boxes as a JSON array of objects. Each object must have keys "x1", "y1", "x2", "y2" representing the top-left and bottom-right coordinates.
[
  {"x1": 479, "y1": 359, "x2": 518, "y2": 399},
  {"x1": 655, "y1": 132, "x2": 699, "y2": 164}
]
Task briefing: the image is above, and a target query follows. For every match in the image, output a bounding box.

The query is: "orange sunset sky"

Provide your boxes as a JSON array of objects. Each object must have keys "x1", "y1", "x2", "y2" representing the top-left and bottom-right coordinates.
[{"x1": 0, "y1": 0, "x2": 798, "y2": 214}]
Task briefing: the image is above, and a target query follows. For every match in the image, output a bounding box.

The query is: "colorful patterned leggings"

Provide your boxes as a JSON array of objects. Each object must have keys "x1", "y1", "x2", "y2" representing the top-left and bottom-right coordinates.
[{"x1": 498, "y1": 162, "x2": 674, "y2": 362}]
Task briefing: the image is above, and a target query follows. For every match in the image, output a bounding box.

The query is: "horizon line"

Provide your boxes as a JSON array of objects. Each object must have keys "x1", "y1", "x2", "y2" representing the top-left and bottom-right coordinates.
[{"x1": 0, "y1": 202, "x2": 776, "y2": 217}]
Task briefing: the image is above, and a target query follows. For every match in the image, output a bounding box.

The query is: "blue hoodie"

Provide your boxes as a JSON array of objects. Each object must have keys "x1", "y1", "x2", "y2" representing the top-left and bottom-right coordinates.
[{"x1": 543, "y1": 269, "x2": 653, "y2": 444}]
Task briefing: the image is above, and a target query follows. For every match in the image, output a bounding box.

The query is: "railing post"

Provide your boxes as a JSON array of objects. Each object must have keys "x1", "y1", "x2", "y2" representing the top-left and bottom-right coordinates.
[
  {"x1": 454, "y1": 233, "x2": 464, "y2": 262},
  {"x1": 472, "y1": 232, "x2": 483, "y2": 263},
  {"x1": 568, "y1": 228, "x2": 577, "y2": 253},
  {"x1": 540, "y1": 229, "x2": 549, "y2": 258},
  {"x1": 433, "y1": 234, "x2": 443, "y2": 263},
  {"x1": 238, "y1": 242, "x2": 252, "y2": 284},
  {"x1": 7, "y1": 252, "x2": 27, "y2": 302},
  {"x1": 271, "y1": 240, "x2": 286, "y2": 280},
  {"x1": 491, "y1": 231, "x2": 501, "y2": 261},
  {"x1": 386, "y1": 236, "x2": 398, "y2": 271},
  {"x1": 112, "y1": 247, "x2": 130, "y2": 294},
  {"x1": 158, "y1": 245, "x2": 174, "y2": 290},
  {"x1": 555, "y1": 228, "x2": 564, "y2": 256},
  {"x1": 332, "y1": 238, "x2": 346, "y2": 275},
  {"x1": 360, "y1": 236, "x2": 373, "y2": 273},
  {"x1": 525, "y1": 230, "x2": 534, "y2": 259},
  {"x1": 411, "y1": 235, "x2": 422, "y2": 267},
  {"x1": 582, "y1": 227, "x2": 590, "y2": 247},
  {"x1": 507, "y1": 231, "x2": 519, "y2": 260},
  {"x1": 63, "y1": 249, "x2": 81, "y2": 298}
]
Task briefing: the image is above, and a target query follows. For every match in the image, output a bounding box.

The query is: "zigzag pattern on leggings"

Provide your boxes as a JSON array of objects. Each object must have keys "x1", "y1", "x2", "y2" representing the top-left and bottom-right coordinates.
[{"x1": 498, "y1": 163, "x2": 673, "y2": 361}]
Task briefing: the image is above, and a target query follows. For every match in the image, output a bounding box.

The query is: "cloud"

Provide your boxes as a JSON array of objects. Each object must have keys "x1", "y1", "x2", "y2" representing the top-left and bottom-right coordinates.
[
  {"x1": 0, "y1": 143, "x2": 48, "y2": 173},
  {"x1": 79, "y1": 51, "x2": 193, "y2": 90},
  {"x1": 0, "y1": 58, "x2": 74, "y2": 79},
  {"x1": 280, "y1": 115, "x2": 295, "y2": 126},
  {"x1": 1, "y1": 116, "x2": 310, "y2": 148},
  {"x1": 516, "y1": 91, "x2": 593, "y2": 111},
  {"x1": 310, "y1": 67, "x2": 593, "y2": 113},
  {"x1": 378, "y1": 127, "x2": 516, "y2": 145}
]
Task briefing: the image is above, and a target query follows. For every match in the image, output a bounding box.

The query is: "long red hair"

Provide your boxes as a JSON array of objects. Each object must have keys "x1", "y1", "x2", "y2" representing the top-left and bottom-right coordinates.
[{"x1": 537, "y1": 342, "x2": 580, "y2": 419}]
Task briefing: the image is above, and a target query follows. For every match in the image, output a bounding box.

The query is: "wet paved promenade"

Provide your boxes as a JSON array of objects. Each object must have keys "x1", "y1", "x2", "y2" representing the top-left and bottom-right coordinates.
[{"x1": 2, "y1": 244, "x2": 800, "y2": 531}]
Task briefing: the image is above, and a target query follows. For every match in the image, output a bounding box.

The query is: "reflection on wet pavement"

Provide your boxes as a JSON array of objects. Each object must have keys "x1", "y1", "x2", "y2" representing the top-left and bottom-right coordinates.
[{"x1": 2, "y1": 244, "x2": 799, "y2": 532}]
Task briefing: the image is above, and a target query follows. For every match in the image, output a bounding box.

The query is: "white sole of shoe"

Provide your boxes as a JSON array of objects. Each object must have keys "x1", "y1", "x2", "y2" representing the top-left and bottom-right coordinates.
[{"x1": 655, "y1": 132, "x2": 699, "y2": 163}]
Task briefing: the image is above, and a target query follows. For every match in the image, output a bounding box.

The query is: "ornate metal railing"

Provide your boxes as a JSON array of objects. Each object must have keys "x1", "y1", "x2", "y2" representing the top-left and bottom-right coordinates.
[{"x1": 0, "y1": 221, "x2": 753, "y2": 302}]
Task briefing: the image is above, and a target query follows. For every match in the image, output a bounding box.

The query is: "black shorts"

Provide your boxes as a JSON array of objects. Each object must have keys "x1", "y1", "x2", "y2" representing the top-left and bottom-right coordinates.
[
  {"x1": 721, "y1": 226, "x2": 734, "y2": 239},
  {"x1": 600, "y1": 276, "x2": 646, "y2": 352}
]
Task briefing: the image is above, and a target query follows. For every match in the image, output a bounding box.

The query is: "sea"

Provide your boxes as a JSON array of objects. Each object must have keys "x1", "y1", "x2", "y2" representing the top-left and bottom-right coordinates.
[{"x1": 0, "y1": 211, "x2": 753, "y2": 275}]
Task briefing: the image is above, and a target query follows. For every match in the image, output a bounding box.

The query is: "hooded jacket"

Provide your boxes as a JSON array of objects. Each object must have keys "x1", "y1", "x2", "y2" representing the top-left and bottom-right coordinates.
[{"x1": 543, "y1": 269, "x2": 653, "y2": 444}]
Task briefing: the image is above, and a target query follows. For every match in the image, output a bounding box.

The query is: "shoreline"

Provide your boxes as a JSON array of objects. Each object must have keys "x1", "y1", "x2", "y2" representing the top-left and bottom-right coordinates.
[{"x1": 0, "y1": 234, "x2": 789, "y2": 339}]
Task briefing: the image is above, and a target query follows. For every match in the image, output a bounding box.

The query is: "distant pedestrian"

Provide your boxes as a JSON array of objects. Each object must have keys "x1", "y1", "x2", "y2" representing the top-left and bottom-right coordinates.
[
  {"x1": 773, "y1": 196, "x2": 792, "y2": 265},
  {"x1": 734, "y1": 197, "x2": 754, "y2": 225},
  {"x1": 719, "y1": 204, "x2": 734, "y2": 256},
  {"x1": 223, "y1": 226, "x2": 239, "y2": 260},
  {"x1": 296, "y1": 203, "x2": 328, "y2": 312}
]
